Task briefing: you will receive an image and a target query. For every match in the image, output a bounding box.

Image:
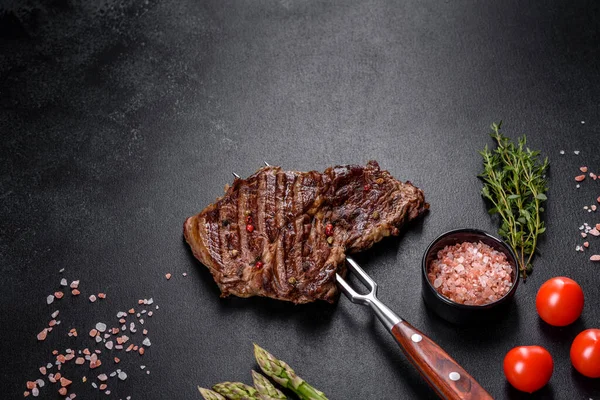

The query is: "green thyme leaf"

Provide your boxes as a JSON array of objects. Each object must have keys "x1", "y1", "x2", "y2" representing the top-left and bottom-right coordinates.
[{"x1": 479, "y1": 122, "x2": 549, "y2": 279}]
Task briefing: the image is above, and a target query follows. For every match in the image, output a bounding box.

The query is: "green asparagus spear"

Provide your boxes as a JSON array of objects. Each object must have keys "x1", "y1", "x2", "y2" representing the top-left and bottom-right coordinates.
[
  {"x1": 213, "y1": 381, "x2": 261, "y2": 400},
  {"x1": 251, "y1": 370, "x2": 287, "y2": 400},
  {"x1": 198, "y1": 386, "x2": 227, "y2": 400},
  {"x1": 253, "y1": 344, "x2": 328, "y2": 400}
]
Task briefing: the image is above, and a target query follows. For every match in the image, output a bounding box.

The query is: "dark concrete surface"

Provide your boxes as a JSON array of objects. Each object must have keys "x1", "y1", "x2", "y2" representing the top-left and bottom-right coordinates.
[{"x1": 1, "y1": 0, "x2": 600, "y2": 398}]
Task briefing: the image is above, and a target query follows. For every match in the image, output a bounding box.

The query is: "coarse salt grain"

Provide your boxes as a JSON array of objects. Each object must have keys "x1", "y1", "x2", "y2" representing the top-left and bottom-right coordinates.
[
  {"x1": 37, "y1": 329, "x2": 48, "y2": 341},
  {"x1": 47, "y1": 295, "x2": 54, "y2": 305},
  {"x1": 427, "y1": 241, "x2": 513, "y2": 305}
]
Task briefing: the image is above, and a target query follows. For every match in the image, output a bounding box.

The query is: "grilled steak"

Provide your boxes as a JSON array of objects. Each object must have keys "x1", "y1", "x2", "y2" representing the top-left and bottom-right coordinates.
[{"x1": 184, "y1": 161, "x2": 428, "y2": 304}]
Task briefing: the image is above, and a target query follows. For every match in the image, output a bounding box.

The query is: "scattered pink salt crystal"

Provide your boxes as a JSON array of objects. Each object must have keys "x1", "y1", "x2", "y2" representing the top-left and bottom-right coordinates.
[
  {"x1": 575, "y1": 175, "x2": 586, "y2": 182},
  {"x1": 37, "y1": 329, "x2": 48, "y2": 341},
  {"x1": 589, "y1": 228, "x2": 600, "y2": 237},
  {"x1": 590, "y1": 255, "x2": 600, "y2": 261},
  {"x1": 584, "y1": 242, "x2": 590, "y2": 248},
  {"x1": 580, "y1": 166, "x2": 588, "y2": 173}
]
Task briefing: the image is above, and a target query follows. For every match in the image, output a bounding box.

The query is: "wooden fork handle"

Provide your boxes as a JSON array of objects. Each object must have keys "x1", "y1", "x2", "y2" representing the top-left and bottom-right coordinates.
[{"x1": 391, "y1": 321, "x2": 493, "y2": 400}]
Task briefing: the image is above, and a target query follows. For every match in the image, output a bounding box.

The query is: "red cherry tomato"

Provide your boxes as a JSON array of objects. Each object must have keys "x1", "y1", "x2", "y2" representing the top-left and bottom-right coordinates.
[
  {"x1": 503, "y1": 346, "x2": 553, "y2": 393},
  {"x1": 536, "y1": 277, "x2": 584, "y2": 326},
  {"x1": 570, "y1": 329, "x2": 600, "y2": 378}
]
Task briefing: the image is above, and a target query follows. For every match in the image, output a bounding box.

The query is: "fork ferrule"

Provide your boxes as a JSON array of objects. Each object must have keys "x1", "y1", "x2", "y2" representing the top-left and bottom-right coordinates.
[{"x1": 370, "y1": 296, "x2": 402, "y2": 330}]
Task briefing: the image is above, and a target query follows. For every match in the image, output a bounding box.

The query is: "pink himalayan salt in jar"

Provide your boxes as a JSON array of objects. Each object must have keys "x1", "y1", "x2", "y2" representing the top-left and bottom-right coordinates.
[{"x1": 427, "y1": 241, "x2": 514, "y2": 306}]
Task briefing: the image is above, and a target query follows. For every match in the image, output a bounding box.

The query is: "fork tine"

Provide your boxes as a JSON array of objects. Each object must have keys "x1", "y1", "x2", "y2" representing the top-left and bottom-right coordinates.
[
  {"x1": 232, "y1": 172, "x2": 241, "y2": 179},
  {"x1": 336, "y1": 273, "x2": 370, "y2": 305},
  {"x1": 336, "y1": 273, "x2": 360, "y2": 298},
  {"x1": 346, "y1": 257, "x2": 377, "y2": 295}
]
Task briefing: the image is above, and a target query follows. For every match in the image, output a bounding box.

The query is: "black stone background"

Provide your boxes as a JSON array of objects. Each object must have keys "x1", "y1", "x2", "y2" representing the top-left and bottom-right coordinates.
[{"x1": 1, "y1": 1, "x2": 600, "y2": 399}]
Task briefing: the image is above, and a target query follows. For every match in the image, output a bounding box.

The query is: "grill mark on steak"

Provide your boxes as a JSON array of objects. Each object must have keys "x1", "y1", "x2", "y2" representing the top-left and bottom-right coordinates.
[
  {"x1": 184, "y1": 161, "x2": 428, "y2": 304},
  {"x1": 205, "y1": 209, "x2": 223, "y2": 269},
  {"x1": 264, "y1": 170, "x2": 277, "y2": 242}
]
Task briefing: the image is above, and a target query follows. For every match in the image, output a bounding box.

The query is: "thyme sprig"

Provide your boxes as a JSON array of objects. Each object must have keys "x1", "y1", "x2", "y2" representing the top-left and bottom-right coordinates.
[{"x1": 479, "y1": 122, "x2": 549, "y2": 279}]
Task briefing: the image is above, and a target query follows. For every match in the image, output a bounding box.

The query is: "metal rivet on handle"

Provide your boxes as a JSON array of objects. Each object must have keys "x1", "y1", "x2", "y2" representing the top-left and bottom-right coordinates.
[
  {"x1": 449, "y1": 372, "x2": 461, "y2": 381},
  {"x1": 411, "y1": 334, "x2": 422, "y2": 343}
]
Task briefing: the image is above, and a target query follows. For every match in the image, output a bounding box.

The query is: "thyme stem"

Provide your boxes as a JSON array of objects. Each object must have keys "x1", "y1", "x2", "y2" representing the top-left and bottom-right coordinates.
[{"x1": 479, "y1": 122, "x2": 549, "y2": 279}]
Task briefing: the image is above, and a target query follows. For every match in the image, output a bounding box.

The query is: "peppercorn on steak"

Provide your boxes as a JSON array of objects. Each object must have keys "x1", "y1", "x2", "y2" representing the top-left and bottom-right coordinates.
[{"x1": 184, "y1": 161, "x2": 428, "y2": 304}]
